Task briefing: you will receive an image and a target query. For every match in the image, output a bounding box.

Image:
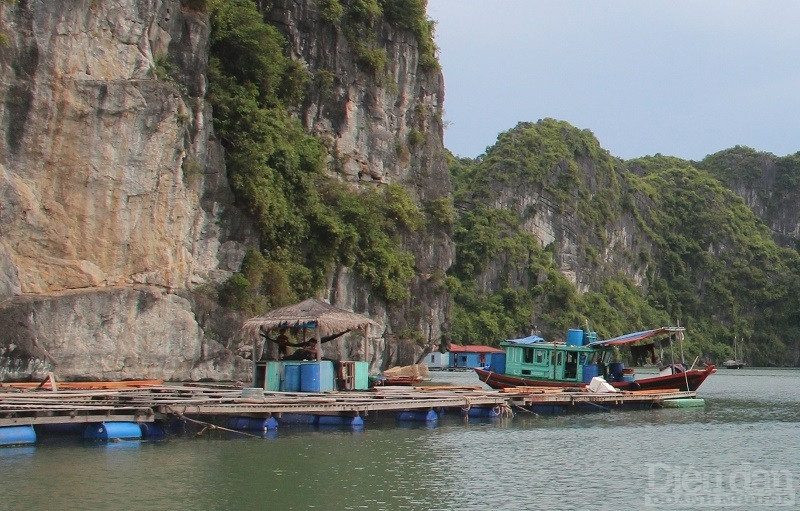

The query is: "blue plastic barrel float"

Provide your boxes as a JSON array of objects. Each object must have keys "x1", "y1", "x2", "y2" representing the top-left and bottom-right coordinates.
[
  {"x1": 397, "y1": 409, "x2": 438, "y2": 422},
  {"x1": 278, "y1": 413, "x2": 316, "y2": 425},
  {"x1": 138, "y1": 422, "x2": 166, "y2": 439},
  {"x1": 462, "y1": 407, "x2": 500, "y2": 418},
  {"x1": 316, "y1": 415, "x2": 364, "y2": 428},
  {"x1": 84, "y1": 422, "x2": 142, "y2": 441},
  {"x1": 0, "y1": 425, "x2": 37, "y2": 446},
  {"x1": 566, "y1": 329, "x2": 584, "y2": 346},
  {"x1": 226, "y1": 417, "x2": 279, "y2": 431}
]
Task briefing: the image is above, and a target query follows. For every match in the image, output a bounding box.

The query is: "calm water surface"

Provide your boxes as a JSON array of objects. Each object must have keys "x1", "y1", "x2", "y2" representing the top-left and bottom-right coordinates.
[{"x1": 2, "y1": 368, "x2": 799, "y2": 511}]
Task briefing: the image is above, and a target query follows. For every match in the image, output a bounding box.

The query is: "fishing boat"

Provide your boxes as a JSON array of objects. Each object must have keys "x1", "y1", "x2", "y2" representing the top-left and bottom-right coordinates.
[
  {"x1": 474, "y1": 327, "x2": 715, "y2": 391},
  {"x1": 722, "y1": 336, "x2": 746, "y2": 369}
]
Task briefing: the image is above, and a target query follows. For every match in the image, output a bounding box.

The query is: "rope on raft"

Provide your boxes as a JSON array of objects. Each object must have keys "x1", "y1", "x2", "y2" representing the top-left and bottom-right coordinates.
[
  {"x1": 166, "y1": 406, "x2": 265, "y2": 439},
  {"x1": 493, "y1": 402, "x2": 515, "y2": 418}
]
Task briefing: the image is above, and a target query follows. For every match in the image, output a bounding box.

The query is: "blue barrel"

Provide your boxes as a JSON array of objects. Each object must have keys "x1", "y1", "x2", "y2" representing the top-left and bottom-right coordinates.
[
  {"x1": 300, "y1": 361, "x2": 334, "y2": 392},
  {"x1": 139, "y1": 422, "x2": 166, "y2": 438},
  {"x1": 567, "y1": 329, "x2": 584, "y2": 346},
  {"x1": 582, "y1": 364, "x2": 599, "y2": 383},
  {"x1": 226, "y1": 417, "x2": 278, "y2": 431},
  {"x1": 609, "y1": 362, "x2": 625, "y2": 382},
  {"x1": 84, "y1": 422, "x2": 142, "y2": 441},
  {"x1": 316, "y1": 416, "x2": 364, "y2": 427},
  {"x1": 278, "y1": 413, "x2": 316, "y2": 425},
  {"x1": 0, "y1": 425, "x2": 36, "y2": 446},
  {"x1": 396, "y1": 410, "x2": 438, "y2": 422},
  {"x1": 462, "y1": 407, "x2": 501, "y2": 418},
  {"x1": 283, "y1": 363, "x2": 301, "y2": 392}
]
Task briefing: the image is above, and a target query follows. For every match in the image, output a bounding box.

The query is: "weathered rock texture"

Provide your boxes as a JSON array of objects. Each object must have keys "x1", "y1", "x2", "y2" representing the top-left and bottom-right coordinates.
[
  {"x1": 698, "y1": 150, "x2": 800, "y2": 250},
  {"x1": 0, "y1": 0, "x2": 450, "y2": 380},
  {"x1": 0, "y1": 0, "x2": 254, "y2": 380},
  {"x1": 267, "y1": 0, "x2": 453, "y2": 366}
]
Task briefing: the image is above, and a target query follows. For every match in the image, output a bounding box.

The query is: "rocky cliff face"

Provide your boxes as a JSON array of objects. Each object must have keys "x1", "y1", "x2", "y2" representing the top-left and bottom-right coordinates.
[
  {"x1": 0, "y1": 0, "x2": 255, "y2": 380},
  {"x1": 697, "y1": 149, "x2": 800, "y2": 250},
  {"x1": 267, "y1": 0, "x2": 453, "y2": 366},
  {"x1": 0, "y1": 0, "x2": 450, "y2": 381},
  {"x1": 467, "y1": 123, "x2": 651, "y2": 299}
]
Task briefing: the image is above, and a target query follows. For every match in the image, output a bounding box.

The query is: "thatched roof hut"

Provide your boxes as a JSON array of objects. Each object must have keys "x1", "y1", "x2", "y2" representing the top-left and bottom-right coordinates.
[
  {"x1": 241, "y1": 298, "x2": 382, "y2": 363},
  {"x1": 241, "y1": 298, "x2": 381, "y2": 337}
]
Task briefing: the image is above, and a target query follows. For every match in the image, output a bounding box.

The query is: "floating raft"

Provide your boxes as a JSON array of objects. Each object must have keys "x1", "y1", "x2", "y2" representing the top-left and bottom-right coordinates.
[{"x1": 0, "y1": 382, "x2": 698, "y2": 429}]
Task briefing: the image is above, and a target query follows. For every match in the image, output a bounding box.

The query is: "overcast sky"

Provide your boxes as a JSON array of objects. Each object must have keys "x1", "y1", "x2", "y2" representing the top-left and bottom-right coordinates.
[{"x1": 426, "y1": 1, "x2": 800, "y2": 161}]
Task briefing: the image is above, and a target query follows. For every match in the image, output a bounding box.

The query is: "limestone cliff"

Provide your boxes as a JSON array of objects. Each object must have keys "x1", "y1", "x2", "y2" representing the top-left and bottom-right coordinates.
[
  {"x1": 0, "y1": 0, "x2": 450, "y2": 381},
  {"x1": 0, "y1": 0, "x2": 255, "y2": 380},
  {"x1": 696, "y1": 147, "x2": 800, "y2": 250},
  {"x1": 266, "y1": 0, "x2": 453, "y2": 367}
]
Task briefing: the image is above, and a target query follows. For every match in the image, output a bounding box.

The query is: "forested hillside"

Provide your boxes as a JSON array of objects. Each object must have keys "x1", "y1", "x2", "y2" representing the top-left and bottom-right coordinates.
[
  {"x1": 2, "y1": 0, "x2": 797, "y2": 381},
  {"x1": 448, "y1": 120, "x2": 800, "y2": 366}
]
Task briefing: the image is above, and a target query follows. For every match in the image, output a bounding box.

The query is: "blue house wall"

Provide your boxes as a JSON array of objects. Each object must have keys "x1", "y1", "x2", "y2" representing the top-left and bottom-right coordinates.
[{"x1": 451, "y1": 352, "x2": 498, "y2": 368}]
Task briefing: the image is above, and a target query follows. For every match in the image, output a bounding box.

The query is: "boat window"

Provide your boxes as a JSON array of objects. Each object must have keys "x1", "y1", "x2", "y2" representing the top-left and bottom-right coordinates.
[
  {"x1": 524, "y1": 348, "x2": 533, "y2": 364},
  {"x1": 535, "y1": 350, "x2": 544, "y2": 364},
  {"x1": 579, "y1": 354, "x2": 586, "y2": 365},
  {"x1": 565, "y1": 351, "x2": 578, "y2": 379},
  {"x1": 556, "y1": 352, "x2": 563, "y2": 366}
]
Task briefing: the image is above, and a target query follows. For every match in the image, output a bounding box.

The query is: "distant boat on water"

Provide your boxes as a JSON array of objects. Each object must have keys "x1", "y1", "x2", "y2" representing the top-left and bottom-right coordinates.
[{"x1": 722, "y1": 336, "x2": 746, "y2": 369}]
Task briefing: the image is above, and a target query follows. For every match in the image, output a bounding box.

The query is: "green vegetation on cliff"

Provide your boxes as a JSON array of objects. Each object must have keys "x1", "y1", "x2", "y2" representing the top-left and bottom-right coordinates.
[
  {"x1": 317, "y1": 0, "x2": 439, "y2": 74},
  {"x1": 206, "y1": 0, "x2": 423, "y2": 310},
  {"x1": 448, "y1": 120, "x2": 669, "y2": 344},
  {"x1": 449, "y1": 119, "x2": 800, "y2": 366}
]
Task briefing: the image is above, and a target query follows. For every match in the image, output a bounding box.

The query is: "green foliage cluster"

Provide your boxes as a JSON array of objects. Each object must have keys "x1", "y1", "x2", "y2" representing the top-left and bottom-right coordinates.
[
  {"x1": 466, "y1": 120, "x2": 622, "y2": 234},
  {"x1": 698, "y1": 147, "x2": 800, "y2": 251},
  {"x1": 315, "y1": 0, "x2": 439, "y2": 74},
  {"x1": 379, "y1": 0, "x2": 439, "y2": 70},
  {"x1": 207, "y1": 0, "x2": 421, "y2": 309}
]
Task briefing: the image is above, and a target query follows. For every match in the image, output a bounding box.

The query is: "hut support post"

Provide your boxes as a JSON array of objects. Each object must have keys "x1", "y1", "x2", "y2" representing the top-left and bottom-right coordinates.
[{"x1": 252, "y1": 336, "x2": 258, "y2": 388}]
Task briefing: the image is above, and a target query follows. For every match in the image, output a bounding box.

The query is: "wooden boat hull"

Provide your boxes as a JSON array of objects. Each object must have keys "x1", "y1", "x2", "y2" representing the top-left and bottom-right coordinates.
[
  {"x1": 474, "y1": 365, "x2": 716, "y2": 392},
  {"x1": 369, "y1": 376, "x2": 424, "y2": 387}
]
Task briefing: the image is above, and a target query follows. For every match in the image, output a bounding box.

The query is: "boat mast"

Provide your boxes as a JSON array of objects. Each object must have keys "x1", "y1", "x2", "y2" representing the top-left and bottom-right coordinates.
[{"x1": 678, "y1": 326, "x2": 689, "y2": 391}]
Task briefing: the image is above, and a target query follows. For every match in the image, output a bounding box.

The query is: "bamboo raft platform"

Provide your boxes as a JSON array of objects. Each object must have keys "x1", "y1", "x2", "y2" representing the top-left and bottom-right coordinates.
[{"x1": 0, "y1": 381, "x2": 698, "y2": 428}]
